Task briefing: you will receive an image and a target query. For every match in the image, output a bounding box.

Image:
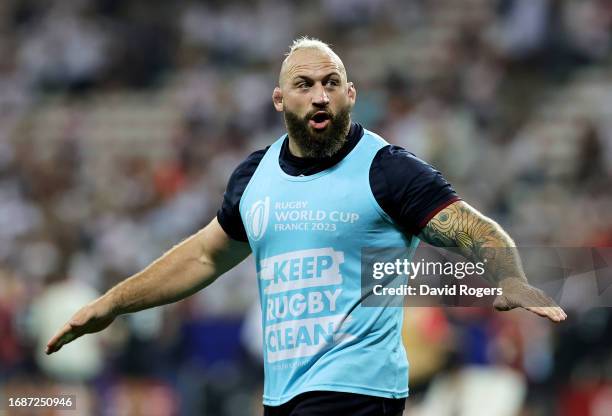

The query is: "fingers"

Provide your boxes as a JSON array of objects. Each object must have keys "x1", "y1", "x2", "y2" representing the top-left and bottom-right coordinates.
[
  {"x1": 551, "y1": 305, "x2": 567, "y2": 322},
  {"x1": 45, "y1": 303, "x2": 115, "y2": 355},
  {"x1": 525, "y1": 306, "x2": 567, "y2": 323},
  {"x1": 45, "y1": 323, "x2": 78, "y2": 355},
  {"x1": 45, "y1": 313, "x2": 89, "y2": 355},
  {"x1": 527, "y1": 290, "x2": 568, "y2": 322},
  {"x1": 494, "y1": 283, "x2": 568, "y2": 323}
]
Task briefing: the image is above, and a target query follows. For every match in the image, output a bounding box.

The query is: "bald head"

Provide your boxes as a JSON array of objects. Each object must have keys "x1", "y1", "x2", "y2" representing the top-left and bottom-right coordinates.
[{"x1": 278, "y1": 37, "x2": 348, "y2": 88}]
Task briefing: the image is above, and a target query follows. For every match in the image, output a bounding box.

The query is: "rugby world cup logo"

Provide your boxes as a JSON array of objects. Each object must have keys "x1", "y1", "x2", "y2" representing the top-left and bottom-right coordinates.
[{"x1": 246, "y1": 197, "x2": 270, "y2": 241}]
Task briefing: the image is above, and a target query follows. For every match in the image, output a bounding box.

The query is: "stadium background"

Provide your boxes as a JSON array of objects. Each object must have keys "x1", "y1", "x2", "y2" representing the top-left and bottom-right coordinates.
[{"x1": 1, "y1": 0, "x2": 611, "y2": 415}]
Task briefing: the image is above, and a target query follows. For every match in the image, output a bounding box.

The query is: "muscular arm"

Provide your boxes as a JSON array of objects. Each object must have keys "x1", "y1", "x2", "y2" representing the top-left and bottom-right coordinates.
[
  {"x1": 108, "y1": 218, "x2": 250, "y2": 314},
  {"x1": 418, "y1": 201, "x2": 566, "y2": 322},
  {"x1": 418, "y1": 201, "x2": 525, "y2": 284},
  {"x1": 46, "y1": 218, "x2": 251, "y2": 354}
]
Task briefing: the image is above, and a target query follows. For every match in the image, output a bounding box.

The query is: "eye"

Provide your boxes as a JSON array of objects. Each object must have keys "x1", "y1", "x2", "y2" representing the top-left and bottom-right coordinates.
[{"x1": 326, "y1": 79, "x2": 339, "y2": 87}]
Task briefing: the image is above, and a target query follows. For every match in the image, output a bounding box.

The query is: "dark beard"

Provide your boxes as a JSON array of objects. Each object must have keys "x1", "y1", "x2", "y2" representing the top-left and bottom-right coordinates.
[{"x1": 284, "y1": 106, "x2": 351, "y2": 158}]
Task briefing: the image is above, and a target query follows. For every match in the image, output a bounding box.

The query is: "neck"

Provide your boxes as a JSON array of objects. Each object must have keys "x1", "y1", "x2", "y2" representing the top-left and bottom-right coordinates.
[{"x1": 288, "y1": 137, "x2": 306, "y2": 158}]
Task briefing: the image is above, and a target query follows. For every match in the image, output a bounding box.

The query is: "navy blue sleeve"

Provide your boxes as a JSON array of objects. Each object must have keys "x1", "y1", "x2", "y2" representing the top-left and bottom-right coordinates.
[
  {"x1": 217, "y1": 148, "x2": 268, "y2": 242},
  {"x1": 370, "y1": 145, "x2": 461, "y2": 234}
]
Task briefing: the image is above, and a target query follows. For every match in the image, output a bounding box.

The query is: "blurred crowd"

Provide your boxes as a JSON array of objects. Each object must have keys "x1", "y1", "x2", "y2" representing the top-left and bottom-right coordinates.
[{"x1": 1, "y1": 0, "x2": 612, "y2": 415}]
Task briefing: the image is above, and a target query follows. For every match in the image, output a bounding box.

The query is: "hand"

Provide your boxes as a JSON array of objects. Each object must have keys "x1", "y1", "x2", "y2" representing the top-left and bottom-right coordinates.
[
  {"x1": 493, "y1": 277, "x2": 567, "y2": 323},
  {"x1": 45, "y1": 296, "x2": 117, "y2": 355}
]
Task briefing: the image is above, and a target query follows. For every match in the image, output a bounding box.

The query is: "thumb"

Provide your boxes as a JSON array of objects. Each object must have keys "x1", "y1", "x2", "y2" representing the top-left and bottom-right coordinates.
[
  {"x1": 69, "y1": 316, "x2": 87, "y2": 327},
  {"x1": 68, "y1": 310, "x2": 92, "y2": 329},
  {"x1": 493, "y1": 294, "x2": 514, "y2": 311}
]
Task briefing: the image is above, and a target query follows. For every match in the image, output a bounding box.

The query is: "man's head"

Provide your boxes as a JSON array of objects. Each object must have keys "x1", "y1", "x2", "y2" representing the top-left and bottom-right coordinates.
[{"x1": 273, "y1": 37, "x2": 357, "y2": 158}]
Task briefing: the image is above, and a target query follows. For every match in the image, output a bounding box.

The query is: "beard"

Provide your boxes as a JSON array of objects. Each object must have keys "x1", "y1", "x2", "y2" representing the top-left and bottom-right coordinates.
[{"x1": 284, "y1": 105, "x2": 351, "y2": 158}]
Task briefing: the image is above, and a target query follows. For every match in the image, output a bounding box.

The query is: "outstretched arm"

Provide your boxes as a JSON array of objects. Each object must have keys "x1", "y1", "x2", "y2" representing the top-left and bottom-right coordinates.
[
  {"x1": 418, "y1": 200, "x2": 566, "y2": 322},
  {"x1": 46, "y1": 218, "x2": 251, "y2": 354}
]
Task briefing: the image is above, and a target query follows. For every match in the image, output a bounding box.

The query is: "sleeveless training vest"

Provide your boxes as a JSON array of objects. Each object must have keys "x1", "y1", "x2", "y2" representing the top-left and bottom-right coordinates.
[{"x1": 240, "y1": 129, "x2": 418, "y2": 405}]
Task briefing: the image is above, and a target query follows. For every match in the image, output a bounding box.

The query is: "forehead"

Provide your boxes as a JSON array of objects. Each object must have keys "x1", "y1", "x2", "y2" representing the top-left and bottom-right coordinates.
[{"x1": 281, "y1": 49, "x2": 345, "y2": 83}]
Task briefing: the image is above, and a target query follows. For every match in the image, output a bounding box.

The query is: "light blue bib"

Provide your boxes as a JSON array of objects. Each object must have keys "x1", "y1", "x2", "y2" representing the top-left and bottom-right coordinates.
[{"x1": 240, "y1": 129, "x2": 418, "y2": 405}]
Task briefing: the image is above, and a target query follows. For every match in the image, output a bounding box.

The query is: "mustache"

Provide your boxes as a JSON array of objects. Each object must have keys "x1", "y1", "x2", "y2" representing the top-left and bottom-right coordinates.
[{"x1": 304, "y1": 108, "x2": 333, "y2": 120}]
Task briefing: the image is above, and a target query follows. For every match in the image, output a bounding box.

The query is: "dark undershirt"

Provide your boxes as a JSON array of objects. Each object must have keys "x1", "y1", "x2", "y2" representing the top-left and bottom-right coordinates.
[{"x1": 217, "y1": 122, "x2": 460, "y2": 242}]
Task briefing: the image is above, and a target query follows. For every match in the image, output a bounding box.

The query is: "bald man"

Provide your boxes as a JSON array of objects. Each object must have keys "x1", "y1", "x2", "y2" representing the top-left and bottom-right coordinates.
[{"x1": 46, "y1": 37, "x2": 565, "y2": 416}]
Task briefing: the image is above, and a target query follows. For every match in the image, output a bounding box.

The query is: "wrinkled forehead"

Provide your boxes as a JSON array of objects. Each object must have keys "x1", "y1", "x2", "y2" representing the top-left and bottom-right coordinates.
[{"x1": 279, "y1": 48, "x2": 347, "y2": 86}]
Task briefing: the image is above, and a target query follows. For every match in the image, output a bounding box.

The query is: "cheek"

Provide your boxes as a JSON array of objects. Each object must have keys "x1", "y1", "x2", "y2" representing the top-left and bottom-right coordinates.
[
  {"x1": 331, "y1": 94, "x2": 351, "y2": 112},
  {"x1": 283, "y1": 96, "x2": 309, "y2": 115}
]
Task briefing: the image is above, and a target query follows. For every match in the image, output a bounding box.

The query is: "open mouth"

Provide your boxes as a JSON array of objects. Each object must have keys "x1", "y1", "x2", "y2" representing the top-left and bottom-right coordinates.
[{"x1": 309, "y1": 111, "x2": 331, "y2": 130}]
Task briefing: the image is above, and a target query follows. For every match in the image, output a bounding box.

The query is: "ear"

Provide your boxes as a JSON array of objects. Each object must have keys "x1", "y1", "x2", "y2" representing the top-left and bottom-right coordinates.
[
  {"x1": 272, "y1": 87, "x2": 284, "y2": 112},
  {"x1": 347, "y1": 81, "x2": 357, "y2": 106}
]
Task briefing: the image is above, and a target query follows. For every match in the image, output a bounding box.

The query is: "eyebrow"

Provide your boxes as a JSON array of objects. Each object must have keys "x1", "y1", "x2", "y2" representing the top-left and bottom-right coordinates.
[{"x1": 292, "y1": 72, "x2": 341, "y2": 83}]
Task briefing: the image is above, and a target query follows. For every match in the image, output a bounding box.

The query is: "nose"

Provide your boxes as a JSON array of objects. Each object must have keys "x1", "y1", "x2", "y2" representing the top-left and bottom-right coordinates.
[{"x1": 312, "y1": 83, "x2": 330, "y2": 107}]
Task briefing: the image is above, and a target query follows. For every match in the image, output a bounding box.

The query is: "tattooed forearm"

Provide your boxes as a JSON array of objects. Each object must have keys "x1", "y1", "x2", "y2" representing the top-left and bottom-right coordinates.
[{"x1": 418, "y1": 201, "x2": 527, "y2": 285}]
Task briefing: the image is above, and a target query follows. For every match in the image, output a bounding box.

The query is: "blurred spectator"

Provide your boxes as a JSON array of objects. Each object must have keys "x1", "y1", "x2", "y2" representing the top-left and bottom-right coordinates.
[{"x1": 0, "y1": 0, "x2": 610, "y2": 414}]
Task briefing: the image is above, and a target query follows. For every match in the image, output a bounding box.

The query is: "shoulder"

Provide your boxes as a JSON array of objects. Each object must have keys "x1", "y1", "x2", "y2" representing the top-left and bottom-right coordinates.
[
  {"x1": 223, "y1": 146, "x2": 270, "y2": 210},
  {"x1": 233, "y1": 147, "x2": 269, "y2": 176},
  {"x1": 226, "y1": 147, "x2": 269, "y2": 187},
  {"x1": 217, "y1": 146, "x2": 270, "y2": 242},
  {"x1": 371, "y1": 144, "x2": 434, "y2": 177},
  {"x1": 361, "y1": 128, "x2": 391, "y2": 149},
  {"x1": 360, "y1": 129, "x2": 426, "y2": 166},
  {"x1": 368, "y1": 141, "x2": 459, "y2": 234}
]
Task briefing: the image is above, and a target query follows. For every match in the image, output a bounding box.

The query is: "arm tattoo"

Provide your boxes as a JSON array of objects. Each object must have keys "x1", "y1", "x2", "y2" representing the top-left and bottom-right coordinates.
[{"x1": 418, "y1": 201, "x2": 527, "y2": 285}]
